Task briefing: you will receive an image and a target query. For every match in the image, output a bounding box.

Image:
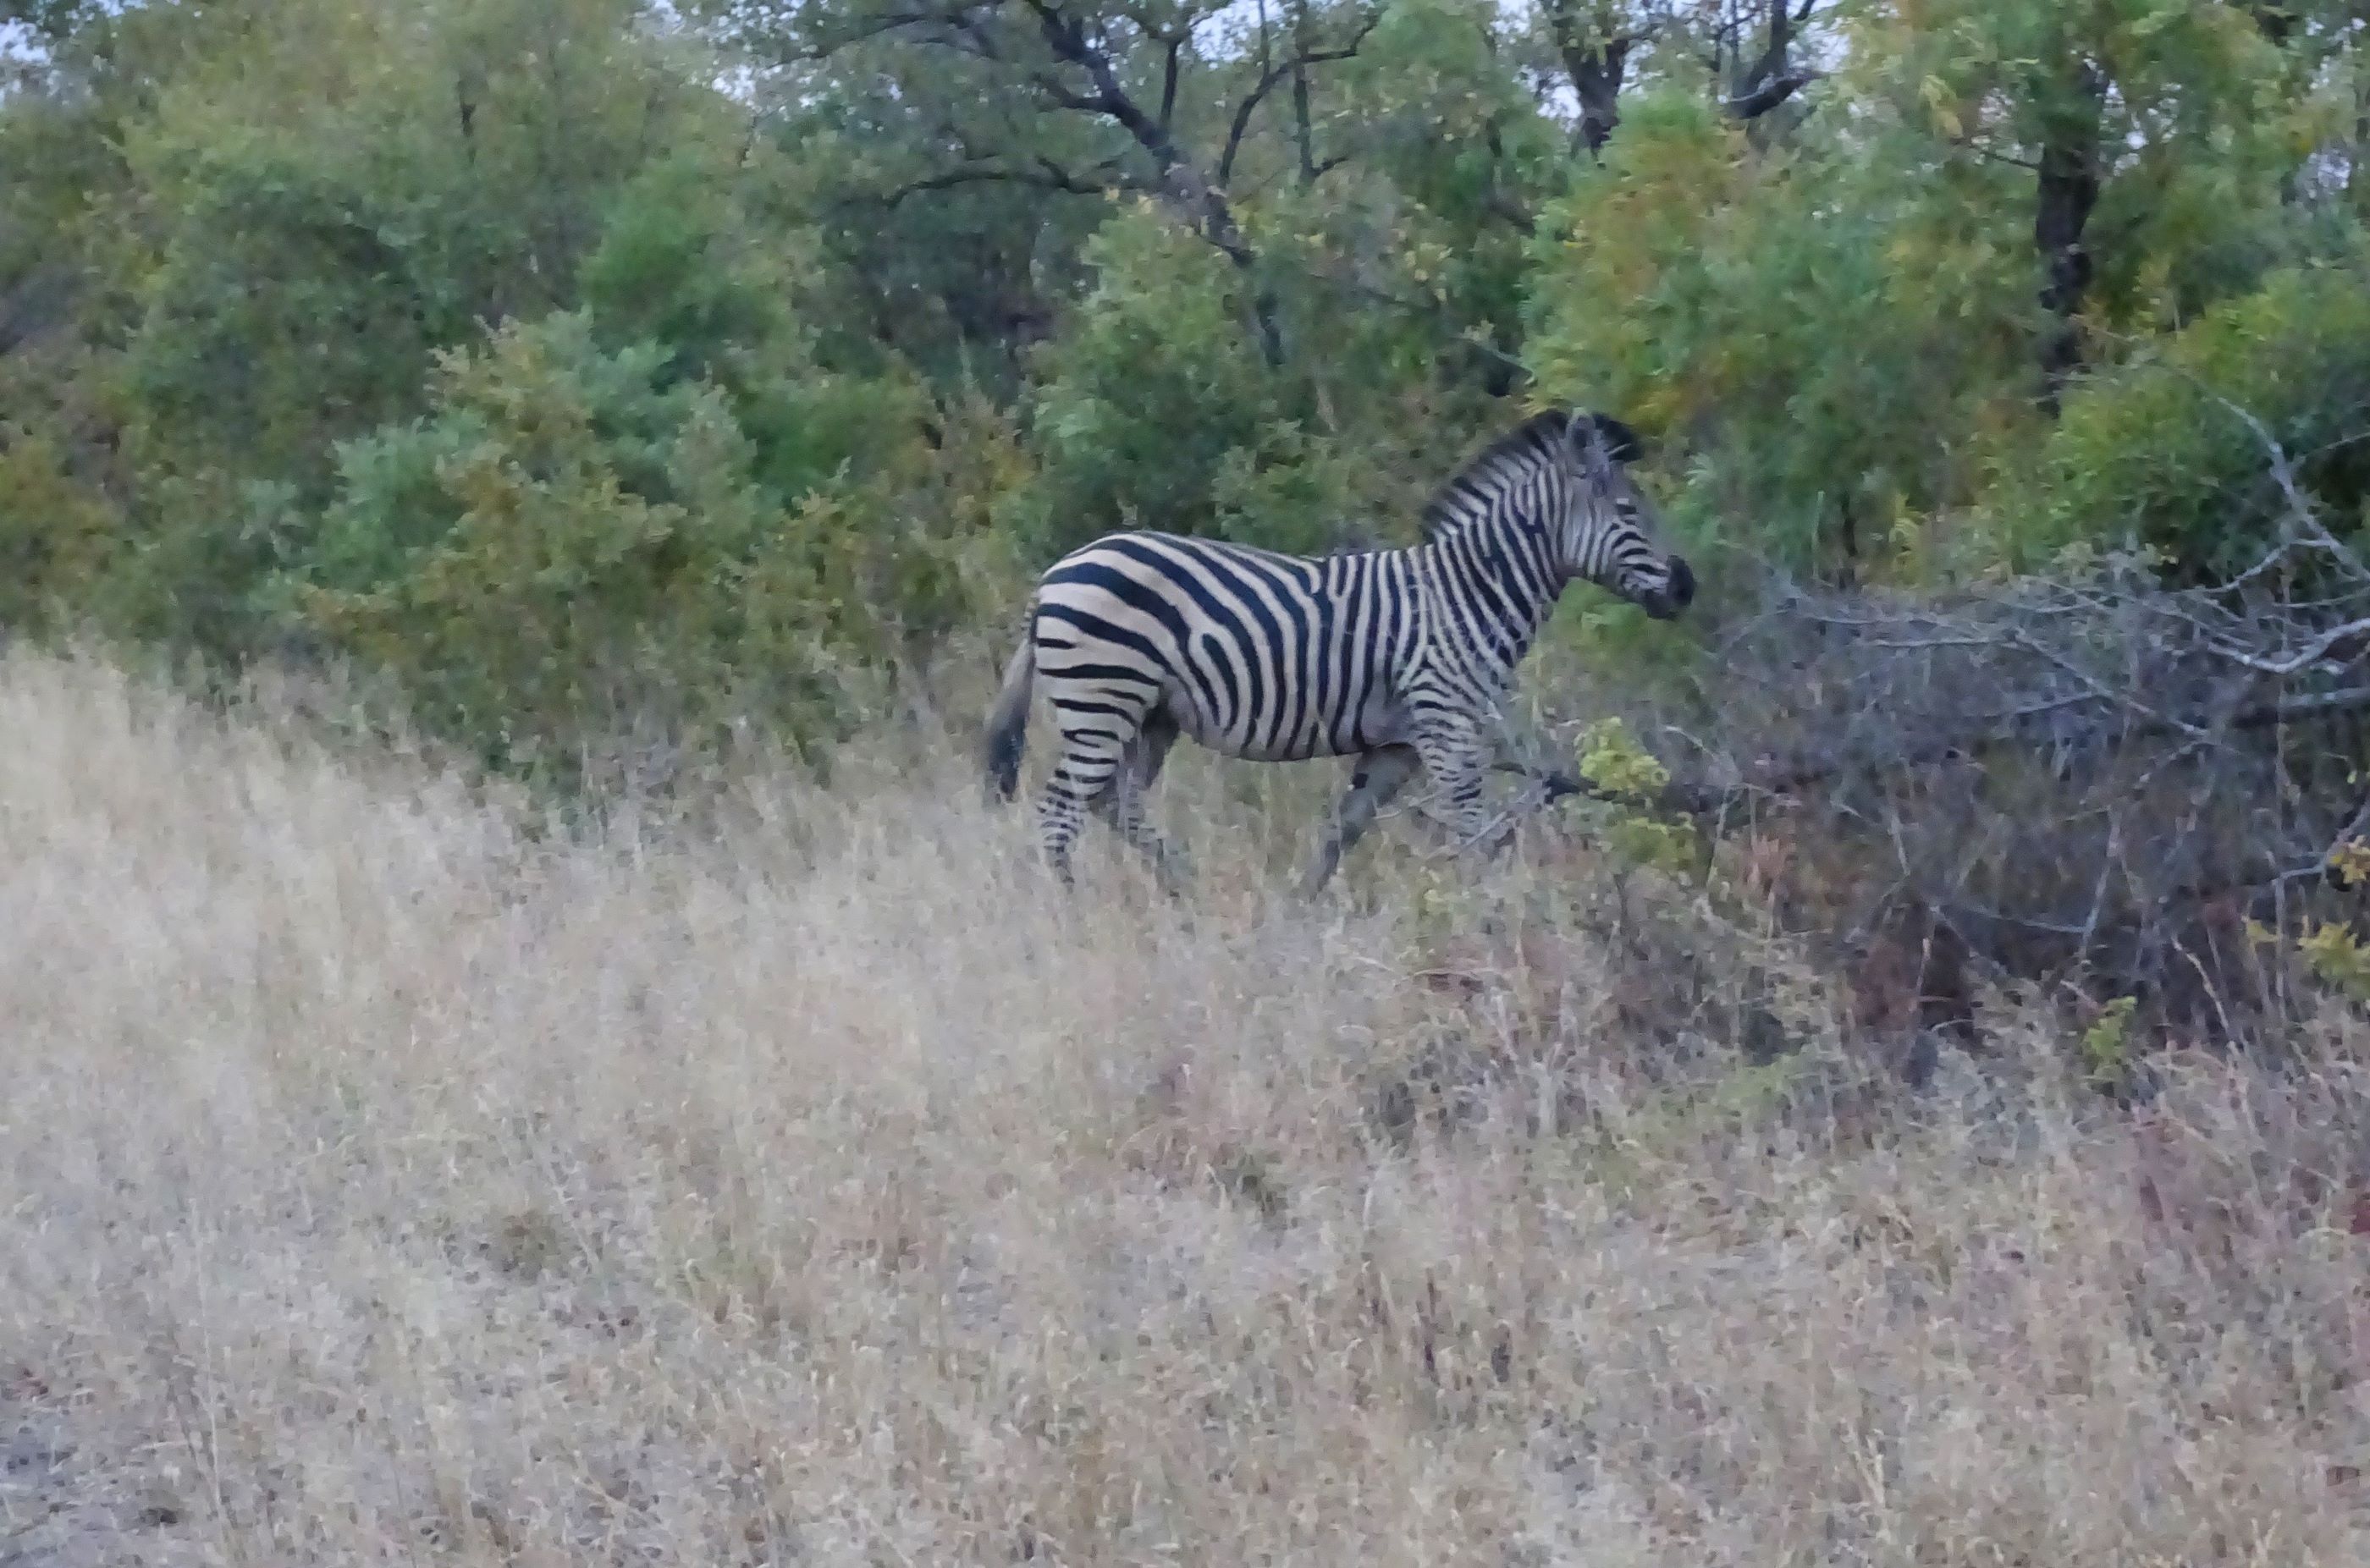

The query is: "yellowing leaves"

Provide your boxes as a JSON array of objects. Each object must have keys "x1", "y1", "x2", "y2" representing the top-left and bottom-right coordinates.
[
  {"x1": 2301, "y1": 922, "x2": 2370, "y2": 1006},
  {"x1": 1919, "y1": 74, "x2": 1963, "y2": 140}
]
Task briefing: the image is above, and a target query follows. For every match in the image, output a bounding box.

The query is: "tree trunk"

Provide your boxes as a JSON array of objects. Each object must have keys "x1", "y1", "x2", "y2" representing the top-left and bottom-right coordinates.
[
  {"x1": 1287, "y1": 0, "x2": 1318, "y2": 184},
  {"x1": 1546, "y1": 1, "x2": 1628, "y2": 155},
  {"x1": 2034, "y1": 60, "x2": 2105, "y2": 415},
  {"x1": 2244, "y1": 3, "x2": 2296, "y2": 46},
  {"x1": 1730, "y1": 0, "x2": 1817, "y2": 124}
]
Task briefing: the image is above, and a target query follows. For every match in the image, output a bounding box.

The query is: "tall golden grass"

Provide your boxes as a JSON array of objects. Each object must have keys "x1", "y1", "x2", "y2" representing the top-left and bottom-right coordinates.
[{"x1": 4, "y1": 648, "x2": 2369, "y2": 1565}]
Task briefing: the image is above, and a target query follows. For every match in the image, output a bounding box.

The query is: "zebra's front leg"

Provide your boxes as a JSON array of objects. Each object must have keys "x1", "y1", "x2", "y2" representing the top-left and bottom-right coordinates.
[
  {"x1": 1412, "y1": 717, "x2": 1520, "y2": 863},
  {"x1": 1297, "y1": 744, "x2": 1421, "y2": 897}
]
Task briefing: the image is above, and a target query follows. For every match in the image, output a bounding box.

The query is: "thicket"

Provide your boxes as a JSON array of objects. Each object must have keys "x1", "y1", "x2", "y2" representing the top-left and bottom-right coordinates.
[{"x1": 4, "y1": 0, "x2": 2370, "y2": 1048}]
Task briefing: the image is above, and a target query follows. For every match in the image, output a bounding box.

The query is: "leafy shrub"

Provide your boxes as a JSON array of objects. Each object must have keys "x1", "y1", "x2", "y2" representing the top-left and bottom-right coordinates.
[
  {"x1": 1523, "y1": 88, "x2": 2037, "y2": 583},
  {"x1": 281, "y1": 312, "x2": 989, "y2": 780},
  {"x1": 2014, "y1": 263, "x2": 2370, "y2": 579},
  {"x1": 96, "y1": 0, "x2": 700, "y2": 499},
  {"x1": 112, "y1": 140, "x2": 466, "y2": 497},
  {"x1": 0, "y1": 426, "x2": 120, "y2": 635},
  {"x1": 1016, "y1": 208, "x2": 1359, "y2": 560},
  {"x1": 578, "y1": 152, "x2": 813, "y2": 396},
  {"x1": 576, "y1": 146, "x2": 928, "y2": 509}
]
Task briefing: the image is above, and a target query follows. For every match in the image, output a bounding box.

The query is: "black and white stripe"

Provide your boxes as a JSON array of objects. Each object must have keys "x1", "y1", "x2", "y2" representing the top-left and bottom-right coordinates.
[{"x1": 982, "y1": 408, "x2": 1695, "y2": 893}]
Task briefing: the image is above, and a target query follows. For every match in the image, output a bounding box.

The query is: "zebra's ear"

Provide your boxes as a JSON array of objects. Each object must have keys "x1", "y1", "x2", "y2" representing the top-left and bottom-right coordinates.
[{"x1": 1582, "y1": 412, "x2": 1645, "y2": 465}]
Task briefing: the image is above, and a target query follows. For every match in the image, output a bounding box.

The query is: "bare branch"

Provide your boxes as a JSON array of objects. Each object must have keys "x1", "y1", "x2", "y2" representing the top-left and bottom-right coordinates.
[
  {"x1": 871, "y1": 155, "x2": 1151, "y2": 206},
  {"x1": 1569, "y1": 523, "x2": 2370, "y2": 822},
  {"x1": 2207, "y1": 617, "x2": 2370, "y2": 678},
  {"x1": 1725, "y1": 65, "x2": 1819, "y2": 120},
  {"x1": 1215, "y1": 7, "x2": 1382, "y2": 189},
  {"x1": 810, "y1": 0, "x2": 1378, "y2": 366}
]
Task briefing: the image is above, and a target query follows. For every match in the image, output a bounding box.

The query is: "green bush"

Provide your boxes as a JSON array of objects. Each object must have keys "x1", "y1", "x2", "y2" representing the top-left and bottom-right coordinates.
[
  {"x1": 1017, "y1": 208, "x2": 1359, "y2": 559},
  {"x1": 112, "y1": 141, "x2": 466, "y2": 497},
  {"x1": 2012, "y1": 263, "x2": 2370, "y2": 578},
  {"x1": 1523, "y1": 88, "x2": 2038, "y2": 583},
  {"x1": 0, "y1": 426, "x2": 122, "y2": 635},
  {"x1": 281, "y1": 312, "x2": 990, "y2": 780},
  {"x1": 576, "y1": 147, "x2": 929, "y2": 509}
]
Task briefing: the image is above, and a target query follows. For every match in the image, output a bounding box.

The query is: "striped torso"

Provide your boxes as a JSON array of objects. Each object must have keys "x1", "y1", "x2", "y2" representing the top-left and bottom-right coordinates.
[{"x1": 1032, "y1": 528, "x2": 1563, "y2": 763}]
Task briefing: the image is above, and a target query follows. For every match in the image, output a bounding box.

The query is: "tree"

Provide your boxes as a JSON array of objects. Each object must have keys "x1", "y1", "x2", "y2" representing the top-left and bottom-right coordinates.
[
  {"x1": 1534, "y1": 0, "x2": 1822, "y2": 156},
  {"x1": 1861, "y1": 0, "x2": 2306, "y2": 412},
  {"x1": 693, "y1": 0, "x2": 1385, "y2": 366}
]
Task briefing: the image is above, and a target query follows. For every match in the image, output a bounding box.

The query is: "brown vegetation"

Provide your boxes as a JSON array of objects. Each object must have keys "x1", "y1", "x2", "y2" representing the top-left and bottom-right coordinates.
[{"x1": 7, "y1": 650, "x2": 2370, "y2": 1565}]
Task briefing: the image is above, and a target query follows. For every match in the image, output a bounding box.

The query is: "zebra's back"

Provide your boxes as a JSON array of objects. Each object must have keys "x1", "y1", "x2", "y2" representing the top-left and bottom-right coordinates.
[{"x1": 1032, "y1": 530, "x2": 1412, "y2": 762}]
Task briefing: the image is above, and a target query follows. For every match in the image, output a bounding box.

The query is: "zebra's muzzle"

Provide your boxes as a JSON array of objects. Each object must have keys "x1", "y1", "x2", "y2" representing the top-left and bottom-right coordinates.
[{"x1": 1640, "y1": 556, "x2": 1695, "y2": 620}]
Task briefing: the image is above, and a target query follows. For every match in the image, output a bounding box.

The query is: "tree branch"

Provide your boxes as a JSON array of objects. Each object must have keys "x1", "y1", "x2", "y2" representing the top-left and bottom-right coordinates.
[
  {"x1": 872, "y1": 156, "x2": 1151, "y2": 206},
  {"x1": 2035, "y1": 57, "x2": 2108, "y2": 413},
  {"x1": 805, "y1": 7, "x2": 976, "y2": 58},
  {"x1": 1509, "y1": 678, "x2": 2370, "y2": 828},
  {"x1": 812, "y1": 0, "x2": 1378, "y2": 367},
  {"x1": 1727, "y1": 0, "x2": 1819, "y2": 123},
  {"x1": 1216, "y1": 8, "x2": 1381, "y2": 188},
  {"x1": 1725, "y1": 66, "x2": 1819, "y2": 120},
  {"x1": 2207, "y1": 620, "x2": 2370, "y2": 678},
  {"x1": 1160, "y1": 30, "x2": 1182, "y2": 132}
]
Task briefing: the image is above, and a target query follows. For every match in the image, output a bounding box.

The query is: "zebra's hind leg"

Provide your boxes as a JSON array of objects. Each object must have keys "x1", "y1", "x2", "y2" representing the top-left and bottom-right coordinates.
[
  {"x1": 1037, "y1": 735, "x2": 1127, "y2": 888},
  {"x1": 1096, "y1": 710, "x2": 1190, "y2": 894},
  {"x1": 1298, "y1": 744, "x2": 1421, "y2": 898}
]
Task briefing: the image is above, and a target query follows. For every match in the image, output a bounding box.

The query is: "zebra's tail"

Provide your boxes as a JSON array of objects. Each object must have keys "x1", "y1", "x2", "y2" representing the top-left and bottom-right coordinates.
[{"x1": 983, "y1": 624, "x2": 1036, "y2": 804}]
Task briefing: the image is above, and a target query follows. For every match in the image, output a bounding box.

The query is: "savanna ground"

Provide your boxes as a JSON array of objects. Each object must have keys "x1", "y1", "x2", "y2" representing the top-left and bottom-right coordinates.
[{"x1": 6, "y1": 646, "x2": 2370, "y2": 1567}]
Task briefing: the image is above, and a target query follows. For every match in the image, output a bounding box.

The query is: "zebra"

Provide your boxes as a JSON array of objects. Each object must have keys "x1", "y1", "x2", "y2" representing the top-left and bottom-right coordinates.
[{"x1": 981, "y1": 407, "x2": 1695, "y2": 895}]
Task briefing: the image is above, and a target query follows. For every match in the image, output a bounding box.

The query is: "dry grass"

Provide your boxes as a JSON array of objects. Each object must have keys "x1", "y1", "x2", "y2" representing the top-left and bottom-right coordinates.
[{"x1": 5, "y1": 648, "x2": 2370, "y2": 1566}]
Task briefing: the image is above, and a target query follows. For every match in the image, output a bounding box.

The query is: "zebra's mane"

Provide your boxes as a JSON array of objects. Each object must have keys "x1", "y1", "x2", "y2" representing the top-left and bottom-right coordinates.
[{"x1": 1418, "y1": 410, "x2": 1577, "y2": 544}]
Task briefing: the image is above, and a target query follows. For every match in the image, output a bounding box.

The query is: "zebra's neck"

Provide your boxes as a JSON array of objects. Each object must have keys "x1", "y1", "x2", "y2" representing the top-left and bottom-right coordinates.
[{"x1": 1409, "y1": 502, "x2": 1566, "y2": 681}]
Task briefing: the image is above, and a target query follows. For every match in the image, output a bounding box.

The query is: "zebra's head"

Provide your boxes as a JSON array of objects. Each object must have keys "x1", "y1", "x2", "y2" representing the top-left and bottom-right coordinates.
[{"x1": 1554, "y1": 411, "x2": 1695, "y2": 622}]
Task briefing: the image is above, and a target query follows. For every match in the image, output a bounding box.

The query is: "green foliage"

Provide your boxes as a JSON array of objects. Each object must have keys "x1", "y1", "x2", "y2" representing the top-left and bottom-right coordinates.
[
  {"x1": 1017, "y1": 208, "x2": 1349, "y2": 557},
  {"x1": 1017, "y1": 176, "x2": 1531, "y2": 566},
  {"x1": 1572, "y1": 717, "x2": 1698, "y2": 878},
  {"x1": 0, "y1": 428, "x2": 119, "y2": 633},
  {"x1": 278, "y1": 311, "x2": 987, "y2": 778},
  {"x1": 576, "y1": 142, "x2": 940, "y2": 513},
  {"x1": 0, "y1": 0, "x2": 1044, "y2": 771},
  {"x1": 2, "y1": 0, "x2": 104, "y2": 41},
  {"x1": 1326, "y1": 0, "x2": 1566, "y2": 368},
  {"x1": 2080, "y1": 994, "x2": 2139, "y2": 1086},
  {"x1": 1859, "y1": 0, "x2": 2307, "y2": 322},
  {"x1": 7, "y1": 0, "x2": 2370, "y2": 797},
  {"x1": 2011, "y1": 264, "x2": 2370, "y2": 575},
  {"x1": 1525, "y1": 86, "x2": 2037, "y2": 580},
  {"x1": 92, "y1": 0, "x2": 715, "y2": 492},
  {"x1": 2299, "y1": 923, "x2": 2370, "y2": 1007},
  {"x1": 112, "y1": 134, "x2": 459, "y2": 492},
  {"x1": 579, "y1": 151, "x2": 812, "y2": 395},
  {"x1": 1520, "y1": 0, "x2": 2347, "y2": 586},
  {"x1": 1575, "y1": 715, "x2": 1668, "y2": 800},
  {"x1": 287, "y1": 315, "x2": 809, "y2": 770}
]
